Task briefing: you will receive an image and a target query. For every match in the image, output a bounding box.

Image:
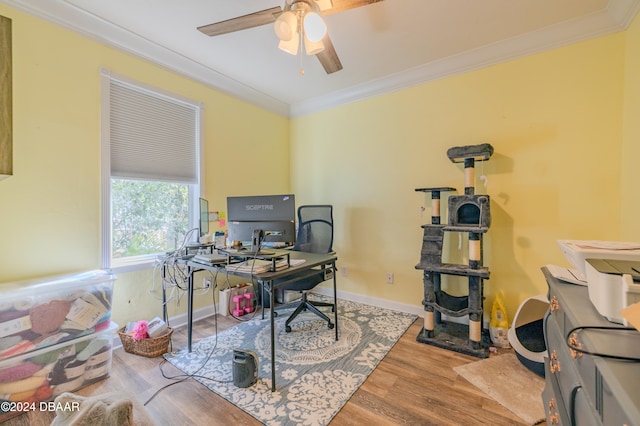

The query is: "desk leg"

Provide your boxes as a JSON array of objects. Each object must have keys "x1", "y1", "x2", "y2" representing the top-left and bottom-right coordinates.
[
  {"x1": 269, "y1": 279, "x2": 276, "y2": 392},
  {"x1": 332, "y1": 262, "x2": 339, "y2": 341},
  {"x1": 161, "y1": 265, "x2": 168, "y2": 324},
  {"x1": 261, "y1": 281, "x2": 266, "y2": 320},
  {"x1": 187, "y1": 266, "x2": 194, "y2": 352}
]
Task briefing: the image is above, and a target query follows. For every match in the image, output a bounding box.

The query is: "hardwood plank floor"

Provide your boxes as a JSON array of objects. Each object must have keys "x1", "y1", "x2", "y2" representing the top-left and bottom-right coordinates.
[{"x1": 3, "y1": 316, "x2": 544, "y2": 425}]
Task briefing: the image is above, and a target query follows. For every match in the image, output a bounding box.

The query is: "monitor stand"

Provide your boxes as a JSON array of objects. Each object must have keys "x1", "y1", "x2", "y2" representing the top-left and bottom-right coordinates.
[{"x1": 250, "y1": 229, "x2": 275, "y2": 256}]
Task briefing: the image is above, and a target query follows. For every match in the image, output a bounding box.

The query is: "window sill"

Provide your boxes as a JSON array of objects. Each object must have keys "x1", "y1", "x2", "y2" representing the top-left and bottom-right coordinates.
[{"x1": 109, "y1": 254, "x2": 162, "y2": 274}]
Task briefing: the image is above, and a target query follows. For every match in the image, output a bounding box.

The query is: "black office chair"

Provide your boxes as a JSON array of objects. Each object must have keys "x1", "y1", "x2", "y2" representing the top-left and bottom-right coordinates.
[{"x1": 277, "y1": 205, "x2": 336, "y2": 333}]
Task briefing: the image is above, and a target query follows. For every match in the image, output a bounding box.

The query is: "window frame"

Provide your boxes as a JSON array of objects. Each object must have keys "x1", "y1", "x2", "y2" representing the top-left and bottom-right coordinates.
[{"x1": 100, "y1": 69, "x2": 205, "y2": 273}]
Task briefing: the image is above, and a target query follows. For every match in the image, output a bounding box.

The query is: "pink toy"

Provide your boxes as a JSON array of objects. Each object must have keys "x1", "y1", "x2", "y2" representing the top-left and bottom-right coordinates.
[{"x1": 132, "y1": 320, "x2": 149, "y2": 340}]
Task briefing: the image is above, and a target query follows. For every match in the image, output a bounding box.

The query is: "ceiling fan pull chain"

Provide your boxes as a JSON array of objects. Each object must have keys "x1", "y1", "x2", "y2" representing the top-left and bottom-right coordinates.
[{"x1": 298, "y1": 17, "x2": 305, "y2": 76}]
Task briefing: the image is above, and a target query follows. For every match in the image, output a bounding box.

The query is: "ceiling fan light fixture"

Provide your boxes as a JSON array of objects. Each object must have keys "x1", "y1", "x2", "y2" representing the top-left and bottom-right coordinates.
[
  {"x1": 303, "y1": 12, "x2": 327, "y2": 43},
  {"x1": 304, "y1": 36, "x2": 325, "y2": 55},
  {"x1": 278, "y1": 36, "x2": 300, "y2": 55},
  {"x1": 274, "y1": 10, "x2": 298, "y2": 41}
]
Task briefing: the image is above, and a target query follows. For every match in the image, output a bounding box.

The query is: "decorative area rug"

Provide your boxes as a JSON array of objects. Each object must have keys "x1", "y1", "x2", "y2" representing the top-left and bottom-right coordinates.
[
  {"x1": 453, "y1": 353, "x2": 546, "y2": 425},
  {"x1": 164, "y1": 297, "x2": 416, "y2": 426}
]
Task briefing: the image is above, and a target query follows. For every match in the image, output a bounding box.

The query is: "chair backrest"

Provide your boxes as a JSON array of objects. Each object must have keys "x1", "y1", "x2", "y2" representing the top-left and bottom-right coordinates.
[{"x1": 293, "y1": 205, "x2": 333, "y2": 254}]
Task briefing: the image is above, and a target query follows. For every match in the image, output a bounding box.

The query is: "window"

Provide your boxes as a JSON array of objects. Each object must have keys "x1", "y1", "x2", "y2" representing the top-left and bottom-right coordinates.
[{"x1": 101, "y1": 69, "x2": 204, "y2": 272}]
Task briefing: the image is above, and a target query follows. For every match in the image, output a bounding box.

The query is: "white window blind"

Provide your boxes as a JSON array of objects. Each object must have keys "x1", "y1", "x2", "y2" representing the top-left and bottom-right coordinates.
[{"x1": 109, "y1": 80, "x2": 198, "y2": 183}]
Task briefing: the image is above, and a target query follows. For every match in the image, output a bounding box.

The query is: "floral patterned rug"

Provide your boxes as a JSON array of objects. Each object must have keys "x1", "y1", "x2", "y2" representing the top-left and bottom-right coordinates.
[{"x1": 164, "y1": 297, "x2": 417, "y2": 426}]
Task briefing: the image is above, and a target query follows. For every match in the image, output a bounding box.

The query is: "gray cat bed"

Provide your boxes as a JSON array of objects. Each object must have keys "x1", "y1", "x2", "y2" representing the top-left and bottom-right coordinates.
[{"x1": 507, "y1": 295, "x2": 549, "y2": 377}]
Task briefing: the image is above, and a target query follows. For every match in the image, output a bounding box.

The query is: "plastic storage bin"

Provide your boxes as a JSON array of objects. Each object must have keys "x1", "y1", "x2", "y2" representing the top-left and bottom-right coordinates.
[
  {"x1": 0, "y1": 322, "x2": 117, "y2": 422},
  {"x1": 0, "y1": 270, "x2": 116, "y2": 361}
]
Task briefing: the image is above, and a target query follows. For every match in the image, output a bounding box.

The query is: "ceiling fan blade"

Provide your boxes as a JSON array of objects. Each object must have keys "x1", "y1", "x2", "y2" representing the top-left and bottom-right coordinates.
[
  {"x1": 316, "y1": 34, "x2": 343, "y2": 74},
  {"x1": 313, "y1": 0, "x2": 381, "y2": 73},
  {"x1": 197, "y1": 6, "x2": 282, "y2": 37},
  {"x1": 320, "y1": 0, "x2": 384, "y2": 16}
]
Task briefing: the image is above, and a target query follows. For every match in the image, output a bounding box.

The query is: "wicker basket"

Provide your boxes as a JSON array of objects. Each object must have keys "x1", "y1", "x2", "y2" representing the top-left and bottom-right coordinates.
[{"x1": 118, "y1": 326, "x2": 173, "y2": 358}]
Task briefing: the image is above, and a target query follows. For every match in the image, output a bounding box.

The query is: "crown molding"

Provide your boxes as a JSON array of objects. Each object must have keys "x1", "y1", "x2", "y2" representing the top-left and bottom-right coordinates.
[
  {"x1": 2, "y1": 0, "x2": 638, "y2": 119},
  {"x1": 290, "y1": 0, "x2": 640, "y2": 117},
  {"x1": 1, "y1": 0, "x2": 291, "y2": 117}
]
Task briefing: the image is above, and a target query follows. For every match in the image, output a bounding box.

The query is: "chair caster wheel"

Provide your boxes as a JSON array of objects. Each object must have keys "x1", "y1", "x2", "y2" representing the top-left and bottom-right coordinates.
[
  {"x1": 328, "y1": 323, "x2": 334, "y2": 329},
  {"x1": 285, "y1": 325, "x2": 292, "y2": 332}
]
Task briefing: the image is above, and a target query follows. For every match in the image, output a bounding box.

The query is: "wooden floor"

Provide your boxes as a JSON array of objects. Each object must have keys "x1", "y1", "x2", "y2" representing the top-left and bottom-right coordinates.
[{"x1": 5, "y1": 315, "x2": 543, "y2": 425}]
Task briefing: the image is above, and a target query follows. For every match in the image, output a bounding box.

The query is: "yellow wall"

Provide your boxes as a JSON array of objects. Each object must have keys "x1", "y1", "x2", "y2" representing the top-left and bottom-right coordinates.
[
  {"x1": 1, "y1": 2, "x2": 638, "y2": 326},
  {"x1": 291, "y1": 32, "x2": 626, "y2": 320},
  {"x1": 0, "y1": 5, "x2": 289, "y2": 325},
  {"x1": 622, "y1": 11, "x2": 640, "y2": 238}
]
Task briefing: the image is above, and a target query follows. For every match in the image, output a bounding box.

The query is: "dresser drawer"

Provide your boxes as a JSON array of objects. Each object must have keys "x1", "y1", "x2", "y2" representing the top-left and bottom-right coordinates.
[
  {"x1": 597, "y1": 364, "x2": 640, "y2": 426},
  {"x1": 542, "y1": 268, "x2": 640, "y2": 426},
  {"x1": 560, "y1": 312, "x2": 639, "y2": 424},
  {"x1": 560, "y1": 320, "x2": 597, "y2": 409},
  {"x1": 543, "y1": 359, "x2": 569, "y2": 425},
  {"x1": 547, "y1": 284, "x2": 565, "y2": 336},
  {"x1": 545, "y1": 315, "x2": 584, "y2": 412},
  {"x1": 573, "y1": 386, "x2": 600, "y2": 426},
  {"x1": 545, "y1": 317, "x2": 601, "y2": 426}
]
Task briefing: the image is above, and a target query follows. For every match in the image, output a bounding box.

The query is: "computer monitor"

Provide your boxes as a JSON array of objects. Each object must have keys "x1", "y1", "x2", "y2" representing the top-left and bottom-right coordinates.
[
  {"x1": 199, "y1": 197, "x2": 209, "y2": 238},
  {"x1": 227, "y1": 194, "x2": 296, "y2": 248}
]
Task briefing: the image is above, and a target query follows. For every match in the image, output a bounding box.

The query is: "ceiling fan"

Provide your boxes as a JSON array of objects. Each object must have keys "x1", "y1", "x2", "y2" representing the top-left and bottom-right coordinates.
[{"x1": 197, "y1": 0, "x2": 384, "y2": 74}]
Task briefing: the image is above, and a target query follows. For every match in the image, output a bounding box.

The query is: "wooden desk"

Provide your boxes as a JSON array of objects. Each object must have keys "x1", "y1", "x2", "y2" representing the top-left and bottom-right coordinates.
[{"x1": 185, "y1": 250, "x2": 338, "y2": 391}]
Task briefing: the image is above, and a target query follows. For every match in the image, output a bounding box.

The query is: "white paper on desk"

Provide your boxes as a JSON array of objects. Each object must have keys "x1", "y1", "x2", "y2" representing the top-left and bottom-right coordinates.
[
  {"x1": 546, "y1": 264, "x2": 587, "y2": 286},
  {"x1": 573, "y1": 241, "x2": 640, "y2": 250}
]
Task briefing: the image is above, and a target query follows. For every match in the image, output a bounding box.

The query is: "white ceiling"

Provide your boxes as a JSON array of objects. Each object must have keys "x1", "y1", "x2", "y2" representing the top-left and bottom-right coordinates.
[{"x1": 4, "y1": 0, "x2": 640, "y2": 117}]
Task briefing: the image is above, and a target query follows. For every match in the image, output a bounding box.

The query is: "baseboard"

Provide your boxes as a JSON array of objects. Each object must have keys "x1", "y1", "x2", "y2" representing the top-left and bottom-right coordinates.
[
  {"x1": 310, "y1": 287, "x2": 425, "y2": 317},
  {"x1": 310, "y1": 287, "x2": 480, "y2": 327}
]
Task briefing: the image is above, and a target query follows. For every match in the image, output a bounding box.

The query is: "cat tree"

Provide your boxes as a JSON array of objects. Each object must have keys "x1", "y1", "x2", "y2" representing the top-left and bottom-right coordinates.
[{"x1": 415, "y1": 143, "x2": 493, "y2": 358}]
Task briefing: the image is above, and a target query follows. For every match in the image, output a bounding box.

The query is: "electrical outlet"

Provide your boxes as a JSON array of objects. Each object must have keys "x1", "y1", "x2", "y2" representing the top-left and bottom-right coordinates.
[
  {"x1": 203, "y1": 277, "x2": 212, "y2": 289},
  {"x1": 386, "y1": 272, "x2": 394, "y2": 284},
  {"x1": 341, "y1": 266, "x2": 348, "y2": 277}
]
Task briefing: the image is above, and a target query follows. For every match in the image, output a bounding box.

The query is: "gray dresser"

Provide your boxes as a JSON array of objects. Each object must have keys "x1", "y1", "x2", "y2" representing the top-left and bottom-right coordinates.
[{"x1": 541, "y1": 267, "x2": 640, "y2": 425}]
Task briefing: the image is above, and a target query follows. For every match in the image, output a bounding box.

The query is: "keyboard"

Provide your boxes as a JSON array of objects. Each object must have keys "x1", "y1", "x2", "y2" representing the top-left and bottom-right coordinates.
[{"x1": 226, "y1": 259, "x2": 289, "y2": 274}]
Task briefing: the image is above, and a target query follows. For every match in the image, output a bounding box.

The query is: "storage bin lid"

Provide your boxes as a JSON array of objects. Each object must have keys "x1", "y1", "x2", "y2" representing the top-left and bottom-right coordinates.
[{"x1": 0, "y1": 270, "x2": 116, "y2": 296}]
